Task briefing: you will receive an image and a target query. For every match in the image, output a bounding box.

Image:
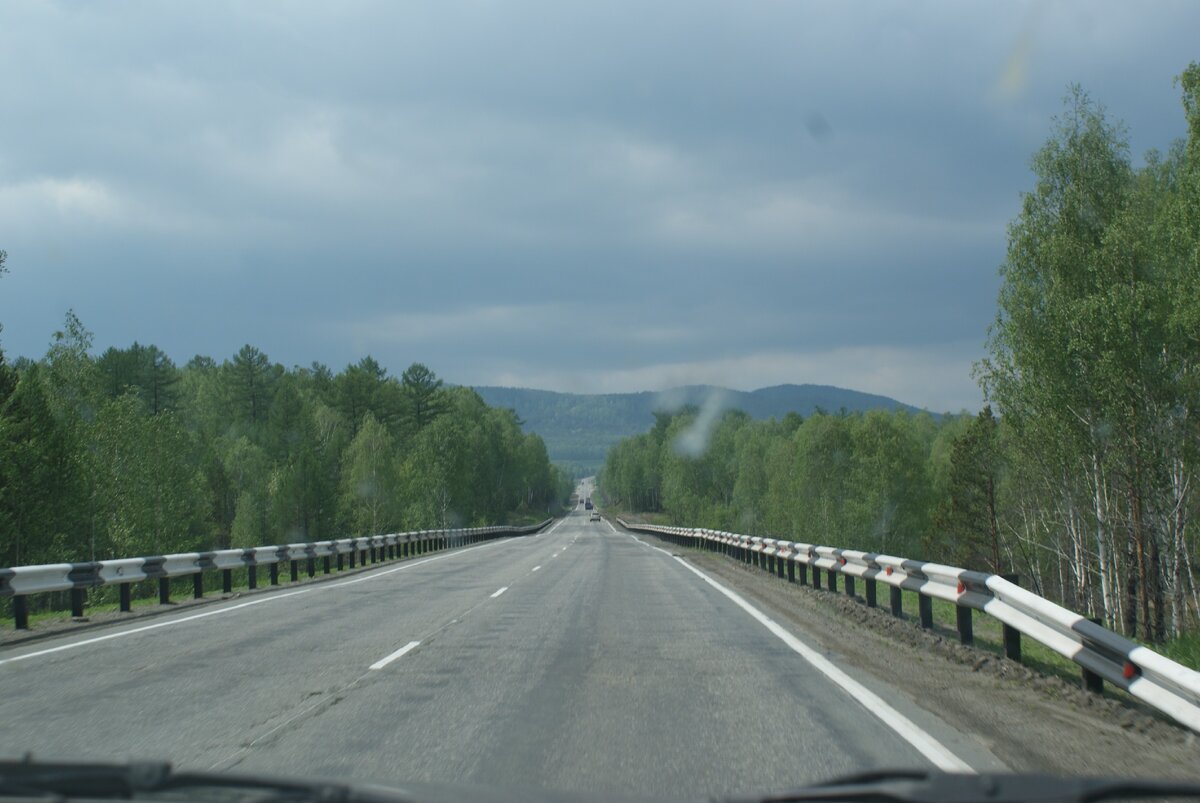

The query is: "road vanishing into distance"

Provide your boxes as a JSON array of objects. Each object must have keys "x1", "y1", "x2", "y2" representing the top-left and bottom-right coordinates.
[{"x1": 0, "y1": 485, "x2": 1008, "y2": 799}]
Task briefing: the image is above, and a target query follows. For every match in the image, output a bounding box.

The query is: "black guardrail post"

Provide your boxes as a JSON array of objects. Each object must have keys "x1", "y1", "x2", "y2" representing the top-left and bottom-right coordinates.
[
  {"x1": 337, "y1": 552, "x2": 345, "y2": 570},
  {"x1": 865, "y1": 578, "x2": 877, "y2": 608},
  {"x1": 1001, "y1": 573, "x2": 1022, "y2": 662},
  {"x1": 14, "y1": 596, "x2": 28, "y2": 629},
  {"x1": 827, "y1": 569, "x2": 838, "y2": 593},
  {"x1": 844, "y1": 575, "x2": 855, "y2": 598},
  {"x1": 120, "y1": 584, "x2": 132, "y2": 612},
  {"x1": 270, "y1": 563, "x2": 279, "y2": 585},
  {"x1": 323, "y1": 556, "x2": 331, "y2": 574},
  {"x1": 890, "y1": 586, "x2": 903, "y2": 617},
  {"x1": 307, "y1": 557, "x2": 315, "y2": 577},
  {"x1": 812, "y1": 567, "x2": 822, "y2": 590},
  {"x1": 1003, "y1": 623, "x2": 1022, "y2": 662},
  {"x1": 1081, "y1": 617, "x2": 1105, "y2": 694},
  {"x1": 158, "y1": 578, "x2": 170, "y2": 605},
  {"x1": 193, "y1": 574, "x2": 204, "y2": 599},
  {"x1": 223, "y1": 568, "x2": 233, "y2": 593},
  {"x1": 289, "y1": 560, "x2": 299, "y2": 582},
  {"x1": 349, "y1": 548, "x2": 356, "y2": 568},
  {"x1": 67, "y1": 563, "x2": 95, "y2": 617},
  {"x1": 787, "y1": 558, "x2": 795, "y2": 583},
  {"x1": 956, "y1": 604, "x2": 973, "y2": 645},
  {"x1": 248, "y1": 565, "x2": 258, "y2": 589},
  {"x1": 918, "y1": 594, "x2": 933, "y2": 629}
]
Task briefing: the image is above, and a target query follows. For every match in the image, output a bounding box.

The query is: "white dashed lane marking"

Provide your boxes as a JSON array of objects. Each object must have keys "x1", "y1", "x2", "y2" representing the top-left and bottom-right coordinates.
[{"x1": 368, "y1": 640, "x2": 420, "y2": 671}]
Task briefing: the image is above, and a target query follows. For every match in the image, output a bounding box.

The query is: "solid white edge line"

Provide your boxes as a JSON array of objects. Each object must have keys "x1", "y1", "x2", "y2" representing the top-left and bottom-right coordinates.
[
  {"x1": 531, "y1": 565, "x2": 542, "y2": 572},
  {"x1": 0, "y1": 536, "x2": 517, "y2": 667},
  {"x1": 369, "y1": 640, "x2": 421, "y2": 670},
  {"x1": 623, "y1": 530, "x2": 973, "y2": 774},
  {"x1": 490, "y1": 586, "x2": 509, "y2": 598}
]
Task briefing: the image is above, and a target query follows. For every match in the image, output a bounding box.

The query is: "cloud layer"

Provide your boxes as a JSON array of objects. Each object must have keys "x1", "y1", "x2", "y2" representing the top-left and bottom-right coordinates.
[{"x1": 2, "y1": 1, "x2": 1197, "y2": 412}]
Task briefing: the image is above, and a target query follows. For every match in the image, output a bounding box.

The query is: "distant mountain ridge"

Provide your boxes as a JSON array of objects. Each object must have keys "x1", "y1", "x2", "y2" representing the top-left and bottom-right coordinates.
[{"x1": 471, "y1": 383, "x2": 929, "y2": 475}]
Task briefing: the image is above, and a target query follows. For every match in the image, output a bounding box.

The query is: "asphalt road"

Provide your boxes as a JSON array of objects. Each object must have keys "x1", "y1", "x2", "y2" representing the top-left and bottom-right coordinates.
[{"x1": 0, "y1": 502, "x2": 1006, "y2": 799}]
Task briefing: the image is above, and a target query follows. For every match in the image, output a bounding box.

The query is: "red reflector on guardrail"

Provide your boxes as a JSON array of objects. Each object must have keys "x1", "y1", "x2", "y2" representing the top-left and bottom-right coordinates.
[
  {"x1": 839, "y1": 557, "x2": 847, "y2": 566},
  {"x1": 1123, "y1": 661, "x2": 1138, "y2": 680},
  {"x1": 956, "y1": 581, "x2": 965, "y2": 594},
  {"x1": 885, "y1": 567, "x2": 893, "y2": 576}
]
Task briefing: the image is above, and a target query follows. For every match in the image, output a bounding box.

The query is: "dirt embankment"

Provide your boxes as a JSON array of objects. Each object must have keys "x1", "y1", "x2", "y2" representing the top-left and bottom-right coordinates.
[{"x1": 646, "y1": 533, "x2": 1200, "y2": 780}]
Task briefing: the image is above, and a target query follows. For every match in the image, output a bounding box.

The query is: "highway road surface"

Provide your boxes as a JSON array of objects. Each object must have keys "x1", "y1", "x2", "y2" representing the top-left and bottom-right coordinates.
[{"x1": 0, "y1": 498, "x2": 1007, "y2": 798}]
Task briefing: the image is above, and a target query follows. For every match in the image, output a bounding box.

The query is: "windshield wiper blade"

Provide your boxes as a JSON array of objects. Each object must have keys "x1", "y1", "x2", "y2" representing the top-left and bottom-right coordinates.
[
  {"x1": 740, "y1": 770, "x2": 1200, "y2": 803},
  {"x1": 0, "y1": 759, "x2": 384, "y2": 802}
]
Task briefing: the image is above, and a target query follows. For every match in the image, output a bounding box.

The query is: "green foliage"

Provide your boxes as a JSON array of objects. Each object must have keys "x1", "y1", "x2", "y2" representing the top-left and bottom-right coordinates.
[
  {"x1": 0, "y1": 364, "x2": 89, "y2": 565},
  {"x1": 332, "y1": 356, "x2": 400, "y2": 438},
  {"x1": 340, "y1": 412, "x2": 401, "y2": 535},
  {"x1": 228, "y1": 344, "x2": 277, "y2": 426},
  {"x1": 0, "y1": 321, "x2": 562, "y2": 573},
  {"x1": 400, "y1": 362, "x2": 448, "y2": 434},
  {"x1": 601, "y1": 408, "x2": 935, "y2": 558},
  {"x1": 96, "y1": 343, "x2": 180, "y2": 414},
  {"x1": 90, "y1": 395, "x2": 206, "y2": 558},
  {"x1": 931, "y1": 406, "x2": 1004, "y2": 572}
]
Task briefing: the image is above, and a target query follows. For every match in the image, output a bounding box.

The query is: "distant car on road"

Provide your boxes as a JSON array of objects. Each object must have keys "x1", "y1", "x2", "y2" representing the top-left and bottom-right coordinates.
[
  {"x1": 589, "y1": 511, "x2": 601, "y2": 522},
  {"x1": 584, "y1": 499, "x2": 593, "y2": 510}
]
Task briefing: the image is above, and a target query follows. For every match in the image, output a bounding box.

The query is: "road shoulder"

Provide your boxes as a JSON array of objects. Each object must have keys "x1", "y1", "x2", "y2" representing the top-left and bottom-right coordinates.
[{"x1": 631, "y1": 530, "x2": 1200, "y2": 779}]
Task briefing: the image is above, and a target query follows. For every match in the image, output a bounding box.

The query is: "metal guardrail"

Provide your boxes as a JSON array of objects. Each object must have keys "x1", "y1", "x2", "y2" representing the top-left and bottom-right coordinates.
[
  {"x1": 0, "y1": 521, "x2": 551, "y2": 630},
  {"x1": 618, "y1": 519, "x2": 1200, "y2": 734}
]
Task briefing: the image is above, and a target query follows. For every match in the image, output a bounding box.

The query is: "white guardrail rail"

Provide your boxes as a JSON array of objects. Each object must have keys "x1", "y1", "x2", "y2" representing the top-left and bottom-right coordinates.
[
  {"x1": 0, "y1": 521, "x2": 551, "y2": 631},
  {"x1": 618, "y1": 519, "x2": 1200, "y2": 734}
]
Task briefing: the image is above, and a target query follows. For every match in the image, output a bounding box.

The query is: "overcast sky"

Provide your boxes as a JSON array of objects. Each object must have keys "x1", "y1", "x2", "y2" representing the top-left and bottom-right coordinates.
[{"x1": 1, "y1": 1, "x2": 1197, "y2": 412}]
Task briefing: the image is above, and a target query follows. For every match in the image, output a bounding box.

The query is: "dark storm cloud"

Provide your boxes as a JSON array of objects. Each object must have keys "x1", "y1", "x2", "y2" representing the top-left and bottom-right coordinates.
[{"x1": 1, "y1": 0, "x2": 1198, "y2": 411}]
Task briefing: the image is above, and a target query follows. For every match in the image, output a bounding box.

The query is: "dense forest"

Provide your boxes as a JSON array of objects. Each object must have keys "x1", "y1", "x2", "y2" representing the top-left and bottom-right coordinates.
[
  {"x1": 601, "y1": 68, "x2": 1200, "y2": 645},
  {"x1": 474, "y1": 383, "x2": 924, "y2": 476},
  {"x1": 0, "y1": 298, "x2": 571, "y2": 570}
]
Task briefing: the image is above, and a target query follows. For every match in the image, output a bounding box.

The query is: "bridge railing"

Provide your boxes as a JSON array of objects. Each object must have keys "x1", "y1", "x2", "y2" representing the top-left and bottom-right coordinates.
[
  {"x1": 0, "y1": 521, "x2": 550, "y2": 630},
  {"x1": 619, "y1": 519, "x2": 1200, "y2": 734}
]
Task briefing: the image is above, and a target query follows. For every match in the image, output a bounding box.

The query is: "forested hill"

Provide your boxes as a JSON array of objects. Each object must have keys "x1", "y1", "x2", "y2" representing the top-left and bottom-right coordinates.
[
  {"x1": 0, "y1": 321, "x2": 573, "y2": 571},
  {"x1": 472, "y1": 384, "x2": 928, "y2": 474}
]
